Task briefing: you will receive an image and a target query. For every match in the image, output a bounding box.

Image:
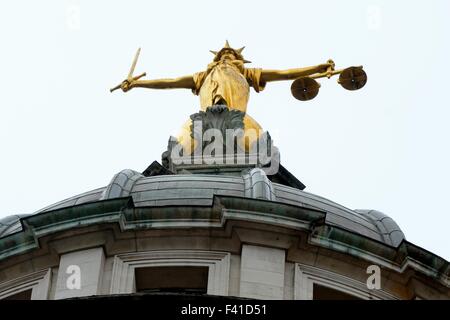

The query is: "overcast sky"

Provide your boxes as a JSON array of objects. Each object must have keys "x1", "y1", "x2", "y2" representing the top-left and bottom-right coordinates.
[{"x1": 1, "y1": 0, "x2": 449, "y2": 260}]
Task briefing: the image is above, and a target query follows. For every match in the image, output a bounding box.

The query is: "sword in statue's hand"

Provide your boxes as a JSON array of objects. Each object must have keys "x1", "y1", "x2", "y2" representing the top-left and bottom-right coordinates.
[{"x1": 110, "y1": 48, "x2": 146, "y2": 93}]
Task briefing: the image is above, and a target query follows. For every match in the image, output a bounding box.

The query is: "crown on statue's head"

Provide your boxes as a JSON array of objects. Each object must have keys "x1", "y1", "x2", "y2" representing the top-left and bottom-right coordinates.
[{"x1": 210, "y1": 40, "x2": 251, "y2": 63}]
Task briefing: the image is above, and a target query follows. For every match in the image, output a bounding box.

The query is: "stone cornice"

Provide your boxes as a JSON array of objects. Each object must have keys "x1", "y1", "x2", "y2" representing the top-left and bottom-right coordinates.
[{"x1": 0, "y1": 195, "x2": 448, "y2": 288}]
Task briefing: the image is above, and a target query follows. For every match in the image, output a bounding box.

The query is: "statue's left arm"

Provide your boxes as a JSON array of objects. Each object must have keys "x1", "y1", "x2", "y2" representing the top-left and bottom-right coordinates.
[{"x1": 260, "y1": 63, "x2": 332, "y2": 82}]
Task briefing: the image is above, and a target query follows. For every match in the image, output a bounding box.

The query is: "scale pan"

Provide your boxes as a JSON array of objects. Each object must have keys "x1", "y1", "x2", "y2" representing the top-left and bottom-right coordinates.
[
  {"x1": 291, "y1": 77, "x2": 320, "y2": 101},
  {"x1": 338, "y1": 67, "x2": 367, "y2": 90}
]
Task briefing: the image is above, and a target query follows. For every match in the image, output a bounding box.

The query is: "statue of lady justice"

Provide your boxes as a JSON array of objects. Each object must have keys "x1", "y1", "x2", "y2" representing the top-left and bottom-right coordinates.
[{"x1": 113, "y1": 41, "x2": 335, "y2": 152}]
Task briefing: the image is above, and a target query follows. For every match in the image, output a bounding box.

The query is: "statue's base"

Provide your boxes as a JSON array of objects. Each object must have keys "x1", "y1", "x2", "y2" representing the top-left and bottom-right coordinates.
[
  {"x1": 142, "y1": 157, "x2": 305, "y2": 190},
  {"x1": 142, "y1": 104, "x2": 306, "y2": 190},
  {"x1": 166, "y1": 152, "x2": 279, "y2": 176}
]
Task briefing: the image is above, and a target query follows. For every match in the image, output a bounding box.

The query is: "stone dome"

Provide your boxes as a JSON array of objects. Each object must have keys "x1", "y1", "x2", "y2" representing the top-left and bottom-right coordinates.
[{"x1": 1, "y1": 168, "x2": 404, "y2": 247}]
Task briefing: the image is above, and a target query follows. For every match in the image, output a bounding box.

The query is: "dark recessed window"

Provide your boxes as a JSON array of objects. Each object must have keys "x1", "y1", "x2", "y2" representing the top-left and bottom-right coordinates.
[
  {"x1": 135, "y1": 266, "x2": 208, "y2": 294},
  {"x1": 313, "y1": 283, "x2": 361, "y2": 300},
  {"x1": 2, "y1": 289, "x2": 32, "y2": 300}
]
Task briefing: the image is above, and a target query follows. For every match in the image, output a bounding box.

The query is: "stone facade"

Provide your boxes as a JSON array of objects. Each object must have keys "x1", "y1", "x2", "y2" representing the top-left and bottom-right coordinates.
[{"x1": 0, "y1": 167, "x2": 449, "y2": 299}]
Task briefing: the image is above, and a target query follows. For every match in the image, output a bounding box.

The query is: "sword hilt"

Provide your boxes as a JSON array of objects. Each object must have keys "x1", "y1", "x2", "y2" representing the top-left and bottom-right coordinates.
[{"x1": 110, "y1": 72, "x2": 147, "y2": 93}]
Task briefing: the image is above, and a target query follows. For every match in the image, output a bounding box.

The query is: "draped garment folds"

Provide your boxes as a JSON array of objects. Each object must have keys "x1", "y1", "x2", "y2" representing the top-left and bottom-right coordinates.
[{"x1": 177, "y1": 60, "x2": 267, "y2": 153}]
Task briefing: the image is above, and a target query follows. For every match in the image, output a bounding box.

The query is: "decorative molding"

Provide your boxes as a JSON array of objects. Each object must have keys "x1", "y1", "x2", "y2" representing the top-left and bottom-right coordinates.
[
  {"x1": 190, "y1": 105, "x2": 245, "y2": 148},
  {"x1": 110, "y1": 250, "x2": 230, "y2": 296},
  {"x1": 294, "y1": 263, "x2": 397, "y2": 300},
  {"x1": 101, "y1": 169, "x2": 144, "y2": 200},
  {"x1": 0, "y1": 268, "x2": 51, "y2": 300},
  {"x1": 242, "y1": 168, "x2": 276, "y2": 201},
  {"x1": 54, "y1": 247, "x2": 105, "y2": 300},
  {"x1": 161, "y1": 105, "x2": 278, "y2": 173},
  {"x1": 1, "y1": 196, "x2": 447, "y2": 290},
  {"x1": 310, "y1": 228, "x2": 450, "y2": 288}
]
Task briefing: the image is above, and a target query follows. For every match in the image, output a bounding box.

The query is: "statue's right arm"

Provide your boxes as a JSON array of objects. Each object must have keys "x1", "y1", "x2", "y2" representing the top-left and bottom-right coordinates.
[{"x1": 131, "y1": 75, "x2": 195, "y2": 90}]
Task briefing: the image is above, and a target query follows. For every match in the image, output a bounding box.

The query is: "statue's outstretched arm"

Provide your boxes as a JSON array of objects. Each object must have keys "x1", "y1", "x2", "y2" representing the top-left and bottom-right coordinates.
[
  {"x1": 121, "y1": 75, "x2": 195, "y2": 92},
  {"x1": 261, "y1": 63, "x2": 333, "y2": 82}
]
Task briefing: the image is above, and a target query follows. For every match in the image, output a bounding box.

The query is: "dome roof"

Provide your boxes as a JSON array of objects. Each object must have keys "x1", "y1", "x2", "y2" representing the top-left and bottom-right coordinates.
[
  {"x1": 0, "y1": 168, "x2": 405, "y2": 247},
  {"x1": 0, "y1": 214, "x2": 29, "y2": 238}
]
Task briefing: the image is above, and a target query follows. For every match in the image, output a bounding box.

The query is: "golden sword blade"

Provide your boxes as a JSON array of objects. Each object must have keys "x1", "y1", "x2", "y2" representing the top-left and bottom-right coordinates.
[
  {"x1": 110, "y1": 48, "x2": 146, "y2": 93},
  {"x1": 128, "y1": 47, "x2": 141, "y2": 80}
]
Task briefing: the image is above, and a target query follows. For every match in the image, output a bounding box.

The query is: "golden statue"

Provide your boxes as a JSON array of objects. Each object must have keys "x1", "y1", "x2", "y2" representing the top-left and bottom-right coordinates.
[{"x1": 111, "y1": 41, "x2": 366, "y2": 152}]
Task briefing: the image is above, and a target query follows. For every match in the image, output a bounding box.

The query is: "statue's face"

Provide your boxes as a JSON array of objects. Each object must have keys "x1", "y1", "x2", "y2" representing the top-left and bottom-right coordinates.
[{"x1": 219, "y1": 51, "x2": 237, "y2": 61}]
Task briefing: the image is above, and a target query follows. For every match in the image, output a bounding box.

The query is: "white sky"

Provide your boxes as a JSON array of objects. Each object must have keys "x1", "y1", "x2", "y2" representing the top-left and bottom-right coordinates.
[{"x1": 0, "y1": 0, "x2": 449, "y2": 260}]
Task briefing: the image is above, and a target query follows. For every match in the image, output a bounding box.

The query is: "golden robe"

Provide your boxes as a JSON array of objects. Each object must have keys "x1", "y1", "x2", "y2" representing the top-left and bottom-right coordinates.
[{"x1": 177, "y1": 60, "x2": 266, "y2": 153}]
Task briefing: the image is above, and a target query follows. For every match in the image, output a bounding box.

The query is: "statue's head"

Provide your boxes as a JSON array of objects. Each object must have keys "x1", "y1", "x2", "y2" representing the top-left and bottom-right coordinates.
[
  {"x1": 210, "y1": 40, "x2": 251, "y2": 64},
  {"x1": 218, "y1": 49, "x2": 238, "y2": 62}
]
